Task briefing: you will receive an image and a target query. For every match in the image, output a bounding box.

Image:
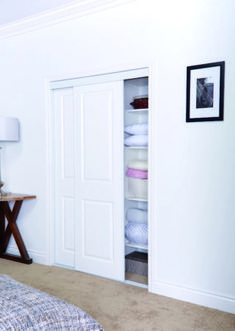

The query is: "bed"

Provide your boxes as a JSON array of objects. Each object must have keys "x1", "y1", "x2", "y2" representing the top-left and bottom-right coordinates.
[{"x1": 0, "y1": 274, "x2": 104, "y2": 331}]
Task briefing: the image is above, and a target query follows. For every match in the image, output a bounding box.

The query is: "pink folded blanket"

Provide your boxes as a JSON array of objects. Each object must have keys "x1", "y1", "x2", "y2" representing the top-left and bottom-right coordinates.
[{"x1": 126, "y1": 168, "x2": 148, "y2": 179}]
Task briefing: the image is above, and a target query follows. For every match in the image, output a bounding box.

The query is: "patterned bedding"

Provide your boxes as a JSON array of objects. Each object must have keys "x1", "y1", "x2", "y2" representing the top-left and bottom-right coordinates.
[{"x1": 0, "y1": 274, "x2": 104, "y2": 331}]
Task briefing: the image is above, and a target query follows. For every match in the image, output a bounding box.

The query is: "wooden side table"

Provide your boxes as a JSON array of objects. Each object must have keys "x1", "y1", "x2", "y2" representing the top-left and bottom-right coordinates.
[{"x1": 0, "y1": 193, "x2": 36, "y2": 264}]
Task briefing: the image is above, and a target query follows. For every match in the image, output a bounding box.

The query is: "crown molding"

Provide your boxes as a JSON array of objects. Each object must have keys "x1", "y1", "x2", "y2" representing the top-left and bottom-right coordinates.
[{"x1": 0, "y1": 0, "x2": 135, "y2": 39}]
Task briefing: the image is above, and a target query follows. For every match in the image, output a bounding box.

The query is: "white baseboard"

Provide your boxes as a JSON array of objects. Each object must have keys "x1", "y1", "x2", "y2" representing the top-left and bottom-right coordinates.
[
  {"x1": 6, "y1": 246, "x2": 49, "y2": 265},
  {"x1": 150, "y1": 280, "x2": 235, "y2": 314}
]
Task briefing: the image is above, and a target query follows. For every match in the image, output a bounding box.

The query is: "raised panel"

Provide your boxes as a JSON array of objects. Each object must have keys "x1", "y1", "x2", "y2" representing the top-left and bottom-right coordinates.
[
  {"x1": 81, "y1": 89, "x2": 112, "y2": 182},
  {"x1": 61, "y1": 94, "x2": 75, "y2": 178},
  {"x1": 82, "y1": 200, "x2": 113, "y2": 261},
  {"x1": 63, "y1": 198, "x2": 75, "y2": 252}
]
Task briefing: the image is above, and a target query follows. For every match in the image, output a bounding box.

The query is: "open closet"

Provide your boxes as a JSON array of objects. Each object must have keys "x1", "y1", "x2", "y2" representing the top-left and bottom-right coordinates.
[{"x1": 51, "y1": 68, "x2": 151, "y2": 288}]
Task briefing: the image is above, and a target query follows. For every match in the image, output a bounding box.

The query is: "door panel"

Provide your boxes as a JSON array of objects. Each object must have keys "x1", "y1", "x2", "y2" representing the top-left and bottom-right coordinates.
[
  {"x1": 63, "y1": 198, "x2": 75, "y2": 251},
  {"x1": 54, "y1": 88, "x2": 76, "y2": 267},
  {"x1": 53, "y1": 81, "x2": 124, "y2": 281},
  {"x1": 75, "y1": 81, "x2": 124, "y2": 280},
  {"x1": 81, "y1": 90, "x2": 113, "y2": 182},
  {"x1": 82, "y1": 200, "x2": 113, "y2": 260}
]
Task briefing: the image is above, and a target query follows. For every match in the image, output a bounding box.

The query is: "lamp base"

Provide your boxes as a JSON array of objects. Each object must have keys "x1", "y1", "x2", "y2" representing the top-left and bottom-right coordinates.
[{"x1": 0, "y1": 181, "x2": 7, "y2": 196}]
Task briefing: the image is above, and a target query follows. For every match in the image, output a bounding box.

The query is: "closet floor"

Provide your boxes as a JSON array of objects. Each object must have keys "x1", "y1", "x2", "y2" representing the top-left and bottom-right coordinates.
[{"x1": 125, "y1": 272, "x2": 148, "y2": 286}]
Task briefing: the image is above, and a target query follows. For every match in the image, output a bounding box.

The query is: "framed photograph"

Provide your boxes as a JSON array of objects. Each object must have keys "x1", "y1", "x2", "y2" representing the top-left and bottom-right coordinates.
[{"x1": 186, "y1": 61, "x2": 225, "y2": 122}]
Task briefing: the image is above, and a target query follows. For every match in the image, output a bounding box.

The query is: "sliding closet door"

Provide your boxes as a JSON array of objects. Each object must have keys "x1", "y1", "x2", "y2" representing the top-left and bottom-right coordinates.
[
  {"x1": 74, "y1": 81, "x2": 124, "y2": 281},
  {"x1": 53, "y1": 87, "x2": 76, "y2": 267}
]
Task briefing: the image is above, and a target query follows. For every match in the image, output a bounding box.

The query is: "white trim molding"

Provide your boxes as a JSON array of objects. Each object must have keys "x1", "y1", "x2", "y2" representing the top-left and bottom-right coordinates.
[
  {"x1": 150, "y1": 280, "x2": 235, "y2": 314},
  {"x1": 0, "y1": 0, "x2": 135, "y2": 39},
  {"x1": 7, "y1": 246, "x2": 49, "y2": 265}
]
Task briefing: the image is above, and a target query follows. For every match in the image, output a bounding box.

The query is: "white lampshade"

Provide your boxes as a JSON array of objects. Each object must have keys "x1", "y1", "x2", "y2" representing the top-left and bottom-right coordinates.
[{"x1": 0, "y1": 116, "x2": 20, "y2": 142}]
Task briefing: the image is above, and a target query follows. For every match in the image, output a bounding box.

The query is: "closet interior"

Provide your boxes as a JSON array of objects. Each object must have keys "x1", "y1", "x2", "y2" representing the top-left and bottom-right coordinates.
[{"x1": 123, "y1": 77, "x2": 149, "y2": 286}]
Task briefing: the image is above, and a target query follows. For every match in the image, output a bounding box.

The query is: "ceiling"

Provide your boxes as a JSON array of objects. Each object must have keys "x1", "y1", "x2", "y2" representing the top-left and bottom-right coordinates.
[{"x1": 0, "y1": 0, "x2": 78, "y2": 25}]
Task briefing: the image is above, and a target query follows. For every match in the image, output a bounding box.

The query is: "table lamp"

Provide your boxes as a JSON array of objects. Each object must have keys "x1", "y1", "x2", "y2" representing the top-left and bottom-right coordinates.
[{"x1": 0, "y1": 116, "x2": 20, "y2": 196}]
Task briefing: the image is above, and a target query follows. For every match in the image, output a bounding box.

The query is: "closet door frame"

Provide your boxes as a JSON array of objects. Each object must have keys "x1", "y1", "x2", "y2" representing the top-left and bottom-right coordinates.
[{"x1": 48, "y1": 66, "x2": 154, "y2": 288}]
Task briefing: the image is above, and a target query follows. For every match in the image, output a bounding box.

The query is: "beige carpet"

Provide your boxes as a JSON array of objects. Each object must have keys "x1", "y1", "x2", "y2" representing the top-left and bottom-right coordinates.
[{"x1": 0, "y1": 260, "x2": 234, "y2": 331}]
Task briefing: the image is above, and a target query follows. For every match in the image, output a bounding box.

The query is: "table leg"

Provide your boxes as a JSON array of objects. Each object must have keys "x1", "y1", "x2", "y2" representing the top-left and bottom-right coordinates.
[
  {"x1": 0, "y1": 206, "x2": 4, "y2": 244},
  {"x1": 0, "y1": 201, "x2": 32, "y2": 264}
]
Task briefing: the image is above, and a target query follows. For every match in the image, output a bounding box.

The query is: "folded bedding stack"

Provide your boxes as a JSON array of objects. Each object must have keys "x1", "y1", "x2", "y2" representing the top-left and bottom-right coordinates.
[
  {"x1": 126, "y1": 159, "x2": 148, "y2": 199},
  {"x1": 124, "y1": 120, "x2": 148, "y2": 244},
  {"x1": 124, "y1": 122, "x2": 148, "y2": 147},
  {"x1": 126, "y1": 159, "x2": 148, "y2": 179},
  {"x1": 125, "y1": 207, "x2": 148, "y2": 245}
]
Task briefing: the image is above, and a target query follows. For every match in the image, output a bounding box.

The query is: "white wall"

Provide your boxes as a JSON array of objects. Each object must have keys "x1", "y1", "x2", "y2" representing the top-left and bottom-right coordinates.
[{"x1": 0, "y1": 0, "x2": 234, "y2": 313}]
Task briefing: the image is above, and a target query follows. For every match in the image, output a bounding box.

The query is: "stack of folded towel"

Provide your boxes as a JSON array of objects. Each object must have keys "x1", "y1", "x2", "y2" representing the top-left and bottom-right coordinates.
[
  {"x1": 125, "y1": 207, "x2": 148, "y2": 245},
  {"x1": 124, "y1": 122, "x2": 148, "y2": 147},
  {"x1": 126, "y1": 159, "x2": 148, "y2": 199},
  {"x1": 126, "y1": 159, "x2": 148, "y2": 179}
]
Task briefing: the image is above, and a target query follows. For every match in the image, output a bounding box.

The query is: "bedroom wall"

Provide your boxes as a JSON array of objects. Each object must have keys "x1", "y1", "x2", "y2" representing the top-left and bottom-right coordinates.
[{"x1": 0, "y1": 0, "x2": 234, "y2": 313}]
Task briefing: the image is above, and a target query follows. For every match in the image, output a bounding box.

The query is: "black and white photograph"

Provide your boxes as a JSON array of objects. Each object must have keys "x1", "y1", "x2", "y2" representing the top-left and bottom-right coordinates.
[
  {"x1": 196, "y1": 77, "x2": 214, "y2": 108},
  {"x1": 186, "y1": 61, "x2": 225, "y2": 122}
]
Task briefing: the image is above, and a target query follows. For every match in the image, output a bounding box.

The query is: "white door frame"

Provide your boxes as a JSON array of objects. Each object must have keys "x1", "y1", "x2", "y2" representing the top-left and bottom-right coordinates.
[{"x1": 47, "y1": 65, "x2": 154, "y2": 288}]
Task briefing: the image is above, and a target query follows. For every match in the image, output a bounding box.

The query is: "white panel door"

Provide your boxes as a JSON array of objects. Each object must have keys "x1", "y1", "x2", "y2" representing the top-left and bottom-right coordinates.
[
  {"x1": 74, "y1": 81, "x2": 124, "y2": 281},
  {"x1": 53, "y1": 87, "x2": 76, "y2": 267}
]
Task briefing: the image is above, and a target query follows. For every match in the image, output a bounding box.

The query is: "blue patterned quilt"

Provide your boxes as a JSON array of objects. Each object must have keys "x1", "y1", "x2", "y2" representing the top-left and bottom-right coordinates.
[{"x1": 0, "y1": 274, "x2": 104, "y2": 331}]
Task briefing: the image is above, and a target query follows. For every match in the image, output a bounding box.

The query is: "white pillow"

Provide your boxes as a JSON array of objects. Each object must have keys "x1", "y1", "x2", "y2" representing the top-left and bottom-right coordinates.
[
  {"x1": 124, "y1": 123, "x2": 148, "y2": 135},
  {"x1": 125, "y1": 223, "x2": 148, "y2": 245},
  {"x1": 124, "y1": 135, "x2": 148, "y2": 147},
  {"x1": 128, "y1": 159, "x2": 148, "y2": 170},
  {"x1": 126, "y1": 208, "x2": 148, "y2": 223}
]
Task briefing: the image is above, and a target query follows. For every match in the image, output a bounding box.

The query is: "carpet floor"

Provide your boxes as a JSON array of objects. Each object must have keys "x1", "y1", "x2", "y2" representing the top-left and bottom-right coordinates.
[{"x1": 0, "y1": 259, "x2": 234, "y2": 331}]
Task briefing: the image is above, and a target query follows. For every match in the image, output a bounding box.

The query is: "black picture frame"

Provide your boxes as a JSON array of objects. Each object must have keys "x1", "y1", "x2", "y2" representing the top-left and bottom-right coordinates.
[{"x1": 186, "y1": 61, "x2": 225, "y2": 122}]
